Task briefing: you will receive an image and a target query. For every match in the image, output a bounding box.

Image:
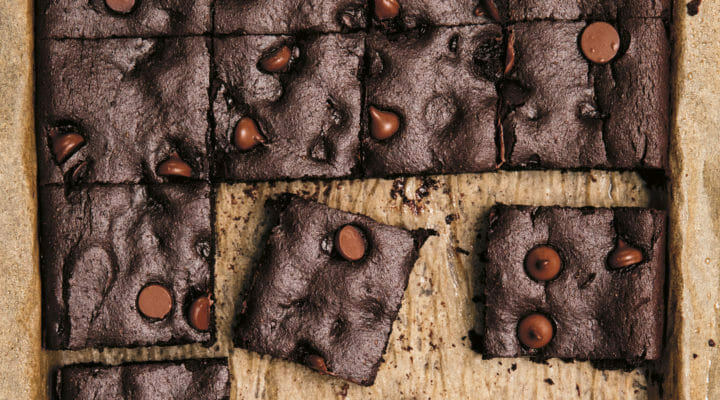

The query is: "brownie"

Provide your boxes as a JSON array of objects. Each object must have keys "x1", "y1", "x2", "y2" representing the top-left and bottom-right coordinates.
[
  {"x1": 213, "y1": 34, "x2": 363, "y2": 181},
  {"x1": 37, "y1": 0, "x2": 211, "y2": 39},
  {"x1": 36, "y1": 37, "x2": 210, "y2": 185},
  {"x1": 372, "y1": 0, "x2": 492, "y2": 31},
  {"x1": 40, "y1": 184, "x2": 214, "y2": 350},
  {"x1": 214, "y1": 0, "x2": 367, "y2": 34},
  {"x1": 483, "y1": 205, "x2": 666, "y2": 361},
  {"x1": 363, "y1": 25, "x2": 502, "y2": 177},
  {"x1": 234, "y1": 195, "x2": 430, "y2": 385},
  {"x1": 489, "y1": 0, "x2": 670, "y2": 21},
  {"x1": 501, "y1": 19, "x2": 670, "y2": 169},
  {"x1": 55, "y1": 359, "x2": 230, "y2": 399}
]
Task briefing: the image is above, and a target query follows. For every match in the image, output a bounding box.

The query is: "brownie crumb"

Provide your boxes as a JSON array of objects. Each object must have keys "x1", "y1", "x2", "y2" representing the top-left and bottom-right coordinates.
[
  {"x1": 445, "y1": 214, "x2": 458, "y2": 224},
  {"x1": 709, "y1": 339, "x2": 716, "y2": 347},
  {"x1": 511, "y1": 363, "x2": 517, "y2": 371},
  {"x1": 693, "y1": 353, "x2": 698, "y2": 359},
  {"x1": 687, "y1": 0, "x2": 702, "y2": 16},
  {"x1": 455, "y1": 247, "x2": 470, "y2": 255},
  {"x1": 544, "y1": 378, "x2": 554, "y2": 385}
]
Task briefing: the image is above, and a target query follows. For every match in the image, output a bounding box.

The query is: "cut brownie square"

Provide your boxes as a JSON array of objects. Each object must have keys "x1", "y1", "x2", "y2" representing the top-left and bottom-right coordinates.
[
  {"x1": 55, "y1": 359, "x2": 230, "y2": 399},
  {"x1": 501, "y1": 19, "x2": 670, "y2": 169},
  {"x1": 234, "y1": 195, "x2": 430, "y2": 385},
  {"x1": 37, "y1": 0, "x2": 211, "y2": 39},
  {"x1": 489, "y1": 0, "x2": 670, "y2": 22},
  {"x1": 40, "y1": 184, "x2": 214, "y2": 350},
  {"x1": 483, "y1": 205, "x2": 666, "y2": 362},
  {"x1": 36, "y1": 37, "x2": 210, "y2": 185},
  {"x1": 214, "y1": 0, "x2": 367, "y2": 34},
  {"x1": 371, "y1": 0, "x2": 492, "y2": 31},
  {"x1": 212, "y1": 34, "x2": 363, "y2": 182},
  {"x1": 363, "y1": 25, "x2": 502, "y2": 177}
]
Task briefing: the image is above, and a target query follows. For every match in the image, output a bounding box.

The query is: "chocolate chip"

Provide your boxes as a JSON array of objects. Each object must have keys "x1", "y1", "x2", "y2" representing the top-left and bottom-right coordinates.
[
  {"x1": 478, "y1": 0, "x2": 501, "y2": 22},
  {"x1": 580, "y1": 22, "x2": 620, "y2": 64},
  {"x1": 234, "y1": 117, "x2": 265, "y2": 151},
  {"x1": 259, "y1": 45, "x2": 292, "y2": 73},
  {"x1": 369, "y1": 106, "x2": 400, "y2": 140},
  {"x1": 51, "y1": 132, "x2": 85, "y2": 163},
  {"x1": 517, "y1": 313, "x2": 554, "y2": 349},
  {"x1": 608, "y1": 239, "x2": 643, "y2": 269},
  {"x1": 137, "y1": 284, "x2": 173, "y2": 320},
  {"x1": 525, "y1": 246, "x2": 562, "y2": 281},
  {"x1": 335, "y1": 225, "x2": 367, "y2": 262},
  {"x1": 374, "y1": 0, "x2": 400, "y2": 20},
  {"x1": 157, "y1": 152, "x2": 192, "y2": 178},
  {"x1": 188, "y1": 295, "x2": 212, "y2": 331},
  {"x1": 105, "y1": 0, "x2": 135, "y2": 14},
  {"x1": 306, "y1": 354, "x2": 330, "y2": 374}
]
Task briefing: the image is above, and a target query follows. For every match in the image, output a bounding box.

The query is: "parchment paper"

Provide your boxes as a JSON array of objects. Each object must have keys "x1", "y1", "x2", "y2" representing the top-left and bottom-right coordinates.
[{"x1": 1, "y1": 1, "x2": 718, "y2": 398}]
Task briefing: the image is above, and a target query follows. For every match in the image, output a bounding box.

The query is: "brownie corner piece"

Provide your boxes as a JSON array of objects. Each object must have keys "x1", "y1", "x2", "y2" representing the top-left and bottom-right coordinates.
[
  {"x1": 37, "y1": 0, "x2": 211, "y2": 39},
  {"x1": 212, "y1": 34, "x2": 363, "y2": 182},
  {"x1": 36, "y1": 37, "x2": 210, "y2": 185},
  {"x1": 363, "y1": 25, "x2": 502, "y2": 176},
  {"x1": 502, "y1": 18, "x2": 669, "y2": 169},
  {"x1": 40, "y1": 184, "x2": 215, "y2": 350},
  {"x1": 234, "y1": 195, "x2": 431, "y2": 385},
  {"x1": 482, "y1": 205, "x2": 666, "y2": 362},
  {"x1": 56, "y1": 359, "x2": 230, "y2": 399},
  {"x1": 214, "y1": 0, "x2": 367, "y2": 34}
]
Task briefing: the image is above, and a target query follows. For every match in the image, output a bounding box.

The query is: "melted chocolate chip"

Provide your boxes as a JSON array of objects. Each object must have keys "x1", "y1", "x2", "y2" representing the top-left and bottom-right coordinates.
[
  {"x1": 525, "y1": 246, "x2": 562, "y2": 281},
  {"x1": 374, "y1": 0, "x2": 400, "y2": 20},
  {"x1": 260, "y1": 45, "x2": 292, "y2": 73},
  {"x1": 234, "y1": 117, "x2": 265, "y2": 151},
  {"x1": 608, "y1": 239, "x2": 643, "y2": 269},
  {"x1": 52, "y1": 133, "x2": 85, "y2": 163},
  {"x1": 369, "y1": 106, "x2": 400, "y2": 140},
  {"x1": 137, "y1": 284, "x2": 173, "y2": 320},
  {"x1": 517, "y1": 313, "x2": 554, "y2": 349},
  {"x1": 188, "y1": 295, "x2": 212, "y2": 331},
  {"x1": 157, "y1": 152, "x2": 192, "y2": 178},
  {"x1": 335, "y1": 225, "x2": 367, "y2": 261},
  {"x1": 105, "y1": 0, "x2": 135, "y2": 14},
  {"x1": 580, "y1": 22, "x2": 620, "y2": 64}
]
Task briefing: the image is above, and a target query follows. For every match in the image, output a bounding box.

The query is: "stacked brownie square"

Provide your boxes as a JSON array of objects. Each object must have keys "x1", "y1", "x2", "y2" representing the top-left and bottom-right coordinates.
[{"x1": 35, "y1": 0, "x2": 671, "y2": 394}]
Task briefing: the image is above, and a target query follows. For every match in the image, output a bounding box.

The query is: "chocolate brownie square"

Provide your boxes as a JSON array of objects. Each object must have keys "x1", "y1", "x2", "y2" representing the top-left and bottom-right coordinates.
[
  {"x1": 489, "y1": 0, "x2": 670, "y2": 21},
  {"x1": 55, "y1": 359, "x2": 230, "y2": 399},
  {"x1": 40, "y1": 184, "x2": 215, "y2": 350},
  {"x1": 234, "y1": 195, "x2": 430, "y2": 385},
  {"x1": 212, "y1": 34, "x2": 363, "y2": 181},
  {"x1": 37, "y1": 0, "x2": 211, "y2": 39},
  {"x1": 482, "y1": 205, "x2": 666, "y2": 361},
  {"x1": 501, "y1": 19, "x2": 670, "y2": 169},
  {"x1": 371, "y1": 0, "x2": 492, "y2": 31},
  {"x1": 36, "y1": 37, "x2": 210, "y2": 185},
  {"x1": 363, "y1": 25, "x2": 502, "y2": 177},
  {"x1": 214, "y1": 0, "x2": 367, "y2": 34}
]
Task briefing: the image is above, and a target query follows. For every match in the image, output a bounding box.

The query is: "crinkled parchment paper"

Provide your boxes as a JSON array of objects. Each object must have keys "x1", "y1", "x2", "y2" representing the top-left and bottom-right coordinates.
[{"x1": 0, "y1": 1, "x2": 718, "y2": 398}]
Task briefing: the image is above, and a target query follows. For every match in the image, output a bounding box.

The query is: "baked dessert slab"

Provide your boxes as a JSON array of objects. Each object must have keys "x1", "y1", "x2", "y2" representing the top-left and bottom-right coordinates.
[
  {"x1": 55, "y1": 359, "x2": 230, "y2": 399},
  {"x1": 363, "y1": 25, "x2": 502, "y2": 177},
  {"x1": 234, "y1": 194, "x2": 430, "y2": 385},
  {"x1": 490, "y1": 0, "x2": 671, "y2": 21},
  {"x1": 502, "y1": 19, "x2": 670, "y2": 169},
  {"x1": 39, "y1": 184, "x2": 214, "y2": 350},
  {"x1": 36, "y1": 0, "x2": 212, "y2": 39},
  {"x1": 483, "y1": 205, "x2": 666, "y2": 361},
  {"x1": 36, "y1": 37, "x2": 210, "y2": 185},
  {"x1": 212, "y1": 34, "x2": 363, "y2": 182},
  {"x1": 214, "y1": 0, "x2": 367, "y2": 34}
]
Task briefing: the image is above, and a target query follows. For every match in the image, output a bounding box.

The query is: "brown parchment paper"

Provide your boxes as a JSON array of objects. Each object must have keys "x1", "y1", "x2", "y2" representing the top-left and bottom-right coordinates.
[{"x1": 1, "y1": 1, "x2": 718, "y2": 399}]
